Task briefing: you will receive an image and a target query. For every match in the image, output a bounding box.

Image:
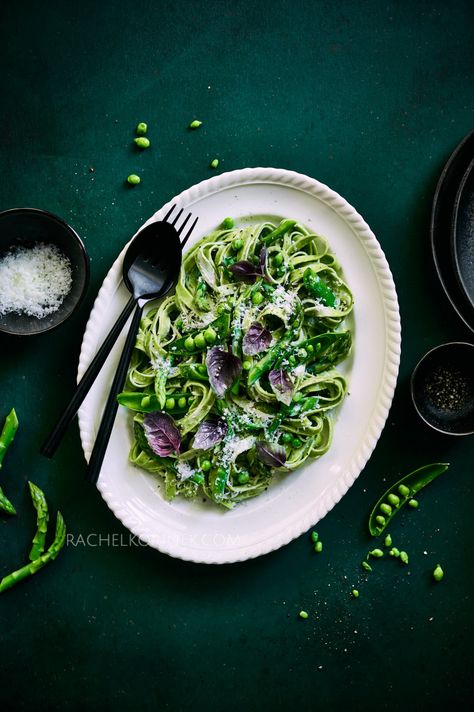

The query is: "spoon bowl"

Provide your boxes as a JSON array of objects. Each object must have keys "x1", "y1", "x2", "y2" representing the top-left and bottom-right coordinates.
[{"x1": 123, "y1": 221, "x2": 183, "y2": 302}]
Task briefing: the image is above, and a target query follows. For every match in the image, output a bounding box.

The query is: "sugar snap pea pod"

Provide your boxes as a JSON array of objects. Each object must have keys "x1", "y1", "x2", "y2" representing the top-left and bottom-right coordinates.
[
  {"x1": 179, "y1": 363, "x2": 209, "y2": 382},
  {"x1": 167, "y1": 313, "x2": 230, "y2": 355},
  {"x1": 368, "y1": 463, "x2": 449, "y2": 536},
  {"x1": 303, "y1": 268, "x2": 336, "y2": 307},
  {"x1": 0, "y1": 408, "x2": 19, "y2": 515},
  {"x1": 262, "y1": 219, "x2": 297, "y2": 245},
  {"x1": 117, "y1": 391, "x2": 193, "y2": 415},
  {"x1": 0, "y1": 511, "x2": 66, "y2": 594},
  {"x1": 28, "y1": 481, "x2": 49, "y2": 560},
  {"x1": 303, "y1": 331, "x2": 352, "y2": 373}
]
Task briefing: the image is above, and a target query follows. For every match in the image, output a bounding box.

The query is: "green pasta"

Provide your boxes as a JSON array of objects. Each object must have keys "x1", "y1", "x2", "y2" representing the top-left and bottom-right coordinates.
[{"x1": 118, "y1": 219, "x2": 354, "y2": 509}]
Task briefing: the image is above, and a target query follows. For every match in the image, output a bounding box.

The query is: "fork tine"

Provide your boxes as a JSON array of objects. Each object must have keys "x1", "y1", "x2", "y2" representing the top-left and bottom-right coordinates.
[
  {"x1": 171, "y1": 207, "x2": 184, "y2": 226},
  {"x1": 163, "y1": 204, "x2": 176, "y2": 222},
  {"x1": 181, "y1": 216, "x2": 199, "y2": 248},
  {"x1": 176, "y1": 212, "x2": 191, "y2": 236}
]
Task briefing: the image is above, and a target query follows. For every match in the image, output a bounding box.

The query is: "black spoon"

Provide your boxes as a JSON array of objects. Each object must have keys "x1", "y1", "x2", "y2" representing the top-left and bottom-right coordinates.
[{"x1": 41, "y1": 207, "x2": 197, "y2": 461}]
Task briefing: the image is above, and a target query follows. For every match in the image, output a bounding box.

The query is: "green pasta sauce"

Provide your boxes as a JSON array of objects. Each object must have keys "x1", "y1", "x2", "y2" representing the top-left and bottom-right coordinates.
[{"x1": 118, "y1": 219, "x2": 354, "y2": 508}]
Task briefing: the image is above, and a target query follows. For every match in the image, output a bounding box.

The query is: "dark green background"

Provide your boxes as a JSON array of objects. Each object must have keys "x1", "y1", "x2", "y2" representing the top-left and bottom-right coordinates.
[{"x1": 0, "y1": 1, "x2": 473, "y2": 710}]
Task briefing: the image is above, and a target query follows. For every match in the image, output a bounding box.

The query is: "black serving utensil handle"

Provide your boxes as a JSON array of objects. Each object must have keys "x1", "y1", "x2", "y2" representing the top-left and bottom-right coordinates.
[
  {"x1": 85, "y1": 303, "x2": 144, "y2": 485},
  {"x1": 41, "y1": 295, "x2": 136, "y2": 458}
]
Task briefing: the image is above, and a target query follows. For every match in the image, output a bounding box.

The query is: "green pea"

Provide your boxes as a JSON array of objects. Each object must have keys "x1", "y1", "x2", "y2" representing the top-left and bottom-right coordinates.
[
  {"x1": 398, "y1": 484, "x2": 410, "y2": 497},
  {"x1": 252, "y1": 291, "x2": 264, "y2": 306},
  {"x1": 387, "y1": 493, "x2": 400, "y2": 506},
  {"x1": 281, "y1": 432, "x2": 293, "y2": 444},
  {"x1": 273, "y1": 252, "x2": 284, "y2": 267},
  {"x1": 399, "y1": 551, "x2": 409, "y2": 565},
  {"x1": 177, "y1": 397, "x2": 187, "y2": 409},
  {"x1": 184, "y1": 336, "x2": 195, "y2": 352},
  {"x1": 210, "y1": 158, "x2": 219, "y2": 169},
  {"x1": 194, "y1": 333, "x2": 206, "y2": 349},
  {"x1": 384, "y1": 534, "x2": 392, "y2": 547},
  {"x1": 134, "y1": 137, "x2": 150, "y2": 149},
  {"x1": 297, "y1": 348, "x2": 307, "y2": 360},
  {"x1": 237, "y1": 471, "x2": 250, "y2": 484},
  {"x1": 217, "y1": 466, "x2": 226, "y2": 478},
  {"x1": 127, "y1": 174, "x2": 140, "y2": 185},
  {"x1": 369, "y1": 549, "x2": 384, "y2": 558},
  {"x1": 292, "y1": 438, "x2": 302, "y2": 449},
  {"x1": 187, "y1": 396, "x2": 194, "y2": 405},
  {"x1": 136, "y1": 122, "x2": 148, "y2": 135},
  {"x1": 306, "y1": 344, "x2": 314, "y2": 354},
  {"x1": 288, "y1": 355, "x2": 296, "y2": 367},
  {"x1": 362, "y1": 561, "x2": 372, "y2": 572},
  {"x1": 314, "y1": 541, "x2": 323, "y2": 553},
  {"x1": 197, "y1": 364, "x2": 207, "y2": 374},
  {"x1": 433, "y1": 564, "x2": 444, "y2": 582},
  {"x1": 232, "y1": 238, "x2": 243, "y2": 251},
  {"x1": 380, "y1": 502, "x2": 392, "y2": 516},
  {"x1": 389, "y1": 547, "x2": 400, "y2": 558},
  {"x1": 352, "y1": 589, "x2": 359, "y2": 598},
  {"x1": 221, "y1": 217, "x2": 234, "y2": 229},
  {"x1": 141, "y1": 395, "x2": 151, "y2": 408},
  {"x1": 375, "y1": 515, "x2": 386, "y2": 527},
  {"x1": 242, "y1": 360, "x2": 252, "y2": 371},
  {"x1": 203, "y1": 327, "x2": 217, "y2": 345},
  {"x1": 165, "y1": 397, "x2": 176, "y2": 410},
  {"x1": 311, "y1": 531, "x2": 319, "y2": 543},
  {"x1": 408, "y1": 498, "x2": 419, "y2": 508},
  {"x1": 189, "y1": 120, "x2": 202, "y2": 129},
  {"x1": 293, "y1": 392, "x2": 304, "y2": 402},
  {"x1": 201, "y1": 459, "x2": 211, "y2": 472},
  {"x1": 299, "y1": 610, "x2": 309, "y2": 619}
]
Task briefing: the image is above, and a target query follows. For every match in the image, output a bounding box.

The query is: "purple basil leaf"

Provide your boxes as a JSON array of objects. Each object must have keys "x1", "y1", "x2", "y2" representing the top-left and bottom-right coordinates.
[
  {"x1": 229, "y1": 260, "x2": 258, "y2": 283},
  {"x1": 268, "y1": 368, "x2": 294, "y2": 406},
  {"x1": 206, "y1": 347, "x2": 242, "y2": 397},
  {"x1": 192, "y1": 417, "x2": 228, "y2": 450},
  {"x1": 242, "y1": 321, "x2": 272, "y2": 356},
  {"x1": 143, "y1": 412, "x2": 181, "y2": 457},
  {"x1": 256, "y1": 440, "x2": 287, "y2": 468}
]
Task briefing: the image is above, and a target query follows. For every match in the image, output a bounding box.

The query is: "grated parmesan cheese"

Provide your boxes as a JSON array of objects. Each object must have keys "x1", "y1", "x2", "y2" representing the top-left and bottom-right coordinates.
[
  {"x1": 0, "y1": 243, "x2": 72, "y2": 318},
  {"x1": 176, "y1": 460, "x2": 196, "y2": 481}
]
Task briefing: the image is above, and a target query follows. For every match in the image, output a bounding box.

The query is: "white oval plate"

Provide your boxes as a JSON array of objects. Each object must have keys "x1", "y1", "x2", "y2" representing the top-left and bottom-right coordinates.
[{"x1": 78, "y1": 168, "x2": 401, "y2": 564}]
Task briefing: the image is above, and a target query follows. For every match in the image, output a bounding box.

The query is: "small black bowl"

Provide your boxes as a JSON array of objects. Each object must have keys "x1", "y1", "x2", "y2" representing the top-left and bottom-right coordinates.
[
  {"x1": 0, "y1": 208, "x2": 89, "y2": 336},
  {"x1": 411, "y1": 342, "x2": 474, "y2": 436}
]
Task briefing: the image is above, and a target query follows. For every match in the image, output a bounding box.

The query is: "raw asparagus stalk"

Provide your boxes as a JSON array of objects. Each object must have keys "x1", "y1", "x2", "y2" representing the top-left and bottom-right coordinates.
[
  {"x1": 0, "y1": 511, "x2": 66, "y2": 594},
  {"x1": 28, "y1": 481, "x2": 49, "y2": 560}
]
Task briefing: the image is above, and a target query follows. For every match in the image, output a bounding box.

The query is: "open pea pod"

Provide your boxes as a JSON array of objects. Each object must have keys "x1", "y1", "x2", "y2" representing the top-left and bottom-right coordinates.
[
  {"x1": 167, "y1": 313, "x2": 230, "y2": 355},
  {"x1": 301, "y1": 331, "x2": 352, "y2": 373},
  {"x1": 368, "y1": 463, "x2": 449, "y2": 536},
  {"x1": 117, "y1": 391, "x2": 193, "y2": 415}
]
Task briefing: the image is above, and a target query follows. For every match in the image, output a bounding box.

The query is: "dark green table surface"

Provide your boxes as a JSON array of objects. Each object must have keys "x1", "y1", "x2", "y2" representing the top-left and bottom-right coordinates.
[{"x1": 1, "y1": 1, "x2": 473, "y2": 710}]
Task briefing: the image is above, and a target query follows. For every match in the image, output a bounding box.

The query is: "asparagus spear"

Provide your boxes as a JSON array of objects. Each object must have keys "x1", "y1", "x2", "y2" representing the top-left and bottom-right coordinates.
[
  {"x1": 0, "y1": 408, "x2": 18, "y2": 468},
  {"x1": 0, "y1": 408, "x2": 19, "y2": 515},
  {"x1": 28, "y1": 481, "x2": 49, "y2": 561},
  {"x1": 0, "y1": 511, "x2": 66, "y2": 594}
]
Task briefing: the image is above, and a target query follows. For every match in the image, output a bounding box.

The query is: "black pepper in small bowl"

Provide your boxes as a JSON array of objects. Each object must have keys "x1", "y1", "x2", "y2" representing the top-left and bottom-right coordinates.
[{"x1": 411, "y1": 342, "x2": 474, "y2": 436}]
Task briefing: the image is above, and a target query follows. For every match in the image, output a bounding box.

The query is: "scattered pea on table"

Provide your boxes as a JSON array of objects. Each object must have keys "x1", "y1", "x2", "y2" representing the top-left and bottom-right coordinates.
[
  {"x1": 127, "y1": 174, "x2": 140, "y2": 185},
  {"x1": 136, "y1": 122, "x2": 148, "y2": 135},
  {"x1": 433, "y1": 563, "x2": 444, "y2": 582},
  {"x1": 134, "y1": 137, "x2": 150, "y2": 149}
]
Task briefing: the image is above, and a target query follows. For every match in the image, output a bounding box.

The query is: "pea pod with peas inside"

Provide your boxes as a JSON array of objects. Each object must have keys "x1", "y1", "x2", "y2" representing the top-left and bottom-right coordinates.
[
  {"x1": 117, "y1": 391, "x2": 194, "y2": 414},
  {"x1": 368, "y1": 463, "x2": 449, "y2": 536},
  {"x1": 167, "y1": 313, "x2": 230, "y2": 355}
]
